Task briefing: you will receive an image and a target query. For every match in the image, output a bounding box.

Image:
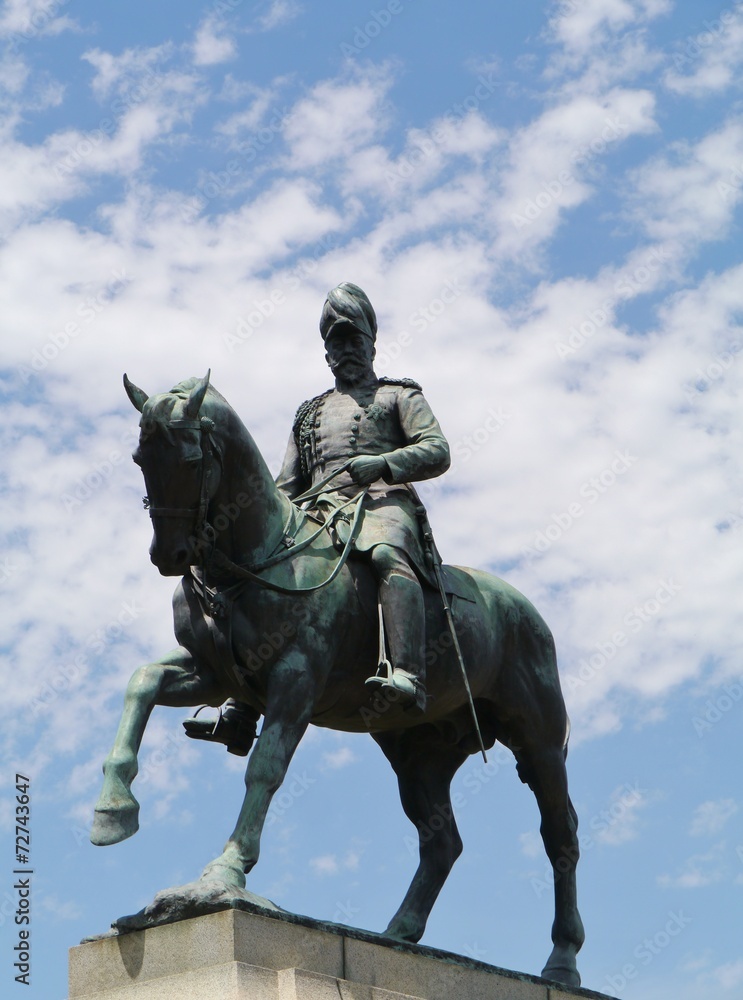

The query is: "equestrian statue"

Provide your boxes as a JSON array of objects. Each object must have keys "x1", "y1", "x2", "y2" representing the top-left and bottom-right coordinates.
[{"x1": 90, "y1": 283, "x2": 585, "y2": 987}]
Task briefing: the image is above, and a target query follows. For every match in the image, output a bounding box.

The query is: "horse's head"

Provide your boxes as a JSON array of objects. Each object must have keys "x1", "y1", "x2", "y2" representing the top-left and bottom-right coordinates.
[{"x1": 124, "y1": 371, "x2": 223, "y2": 576}]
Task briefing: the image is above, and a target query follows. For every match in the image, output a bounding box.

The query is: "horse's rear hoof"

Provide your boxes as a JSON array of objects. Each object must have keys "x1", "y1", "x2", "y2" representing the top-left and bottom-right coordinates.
[
  {"x1": 91, "y1": 804, "x2": 140, "y2": 846},
  {"x1": 541, "y1": 962, "x2": 580, "y2": 988}
]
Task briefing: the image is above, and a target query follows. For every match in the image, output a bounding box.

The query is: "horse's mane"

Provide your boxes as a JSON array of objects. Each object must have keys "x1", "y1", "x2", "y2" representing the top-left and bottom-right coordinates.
[{"x1": 141, "y1": 378, "x2": 231, "y2": 433}]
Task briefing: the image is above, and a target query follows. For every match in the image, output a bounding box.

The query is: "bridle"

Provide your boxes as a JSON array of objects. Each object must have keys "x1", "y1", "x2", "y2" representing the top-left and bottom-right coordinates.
[
  {"x1": 139, "y1": 413, "x2": 368, "y2": 604},
  {"x1": 142, "y1": 416, "x2": 220, "y2": 540}
]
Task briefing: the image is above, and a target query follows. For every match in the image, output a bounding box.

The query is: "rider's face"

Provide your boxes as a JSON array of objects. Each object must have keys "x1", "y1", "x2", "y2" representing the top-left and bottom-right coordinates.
[{"x1": 325, "y1": 327, "x2": 375, "y2": 383}]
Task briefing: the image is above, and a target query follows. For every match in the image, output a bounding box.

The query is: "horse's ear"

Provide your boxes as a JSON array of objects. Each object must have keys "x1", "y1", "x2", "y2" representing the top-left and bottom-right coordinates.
[
  {"x1": 185, "y1": 369, "x2": 211, "y2": 418},
  {"x1": 123, "y1": 374, "x2": 149, "y2": 413}
]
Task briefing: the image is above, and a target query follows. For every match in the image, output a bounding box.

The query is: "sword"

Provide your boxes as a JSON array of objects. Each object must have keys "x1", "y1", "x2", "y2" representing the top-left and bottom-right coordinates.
[{"x1": 407, "y1": 486, "x2": 488, "y2": 763}]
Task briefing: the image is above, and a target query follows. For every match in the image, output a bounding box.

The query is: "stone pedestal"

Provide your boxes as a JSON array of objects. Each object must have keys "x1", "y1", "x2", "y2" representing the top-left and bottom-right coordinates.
[{"x1": 69, "y1": 907, "x2": 616, "y2": 1000}]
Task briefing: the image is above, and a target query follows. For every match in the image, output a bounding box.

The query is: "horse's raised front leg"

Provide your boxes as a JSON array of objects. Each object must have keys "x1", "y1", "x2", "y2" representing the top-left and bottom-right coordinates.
[
  {"x1": 91, "y1": 647, "x2": 222, "y2": 847},
  {"x1": 201, "y1": 652, "x2": 315, "y2": 889},
  {"x1": 373, "y1": 728, "x2": 468, "y2": 944}
]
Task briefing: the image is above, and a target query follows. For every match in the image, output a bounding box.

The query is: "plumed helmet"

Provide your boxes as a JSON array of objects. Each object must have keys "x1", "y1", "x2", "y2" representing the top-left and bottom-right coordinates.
[{"x1": 319, "y1": 282, "x2": 377, "y2": 343}]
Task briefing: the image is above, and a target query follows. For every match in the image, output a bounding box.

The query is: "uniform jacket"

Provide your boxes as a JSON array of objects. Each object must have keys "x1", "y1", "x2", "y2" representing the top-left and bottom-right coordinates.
[{"x1": 276, "y1": 377, "x2": 450, "y2": 573}]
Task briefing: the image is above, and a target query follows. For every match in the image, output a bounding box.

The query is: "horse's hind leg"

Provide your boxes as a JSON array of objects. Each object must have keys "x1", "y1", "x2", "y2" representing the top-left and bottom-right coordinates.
[
  {"x1": 514, "y1": 739, "x2": 585, "y2": 988},
  {"x1": 91, "y1": 648, "x2": 221, "y2": 847},
  {"x1": 373, "y1": 728, "x2": 467, "y2": 944}
]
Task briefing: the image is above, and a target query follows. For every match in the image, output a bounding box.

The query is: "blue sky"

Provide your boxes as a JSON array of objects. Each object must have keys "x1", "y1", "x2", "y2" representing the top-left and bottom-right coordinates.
[{"x1": 1, "y1": 0, "x2": 743, "y2": 997}]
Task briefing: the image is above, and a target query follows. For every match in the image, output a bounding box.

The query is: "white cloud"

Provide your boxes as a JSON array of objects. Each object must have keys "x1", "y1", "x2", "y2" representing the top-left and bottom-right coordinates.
[
  {"x1": 82, "y1": 44, "x2": 174, "y2": 102},
  {"x1": 310, "y1": 850, "x2": 360, "y2": 876},
  {"x1": 38, "y1": 894, "x2": 83, "y2": 921},
  {"x1": 322, "y1": 747, "x2": 357, "y2": 770},
  {"x1": 215, "y1": 79, "x2": 292, "y2": 138},
  {"x1": 253, "y1": 0, "x2": 302, "y2": 32},
  {"x1": 664, "y1": 12, "x2": 743, "y2": 97},
  {"x1": 628, "y1": 119, "x2": 743, "y2": 243},
  {"x1": 494, "y1": 86, "x2": 657, "y2": 254},
  {"x1": 347, "y1": 111, "x2": 502, "y2": 202},
  {"x1": 548, "y1": 0, "x2": 671, "y2": 58},
  {"x1": 519, "y1": 830, "x2": 543, "y2": 858},
  {"x1": 192, "y1": 14, "x2": 237, "y2": 66},
  {"x1": 310, "y1": 854, "x2": 339, "y2": 875},
  {"x1": 657, "y1": 843, "x2": 727, "y2": 889},
  {"x1": 593, "y1": 782, "x2": 649, "y2": 845},
  {"x1": 711, "y1": 961, "x2": 743, "y2": 991},
  {"x1": 689, "y1": 799, "x2": 738, "y2": 837},
  {"x1": 283, "y1": 66, "x2": 393, "y2": 170},
  {"x1": 0, "y1": 0, "x2": 77, "y2": 39},
  {"x1": 0, "y1": 48, "x2": 28, "y2": 93}
]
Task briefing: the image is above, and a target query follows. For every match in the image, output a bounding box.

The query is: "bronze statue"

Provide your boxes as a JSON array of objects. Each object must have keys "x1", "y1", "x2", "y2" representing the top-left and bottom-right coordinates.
[
  {"x1": 186, "y1": 282, "x2": 450, "y2": 755},
  {"x1": 90, "y1": 285, "x2": 585, "y2": 987}
]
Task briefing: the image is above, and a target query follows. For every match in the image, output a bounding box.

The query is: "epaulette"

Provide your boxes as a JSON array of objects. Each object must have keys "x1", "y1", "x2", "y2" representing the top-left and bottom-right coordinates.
[
  {"x1": 377, "y1": 376, "x2": 422, "y2": 390},
  {"x1": 292, "y1": 388, "x2": 333, "y2": 479},
  {"x1": 291, "y1": 388, "x2": 333, "y2": 437}
]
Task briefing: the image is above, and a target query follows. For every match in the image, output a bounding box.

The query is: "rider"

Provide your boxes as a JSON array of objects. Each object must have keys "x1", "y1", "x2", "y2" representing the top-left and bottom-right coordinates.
[{"x1": 186, "y1": 282, "x2": 450, "y2": 753}]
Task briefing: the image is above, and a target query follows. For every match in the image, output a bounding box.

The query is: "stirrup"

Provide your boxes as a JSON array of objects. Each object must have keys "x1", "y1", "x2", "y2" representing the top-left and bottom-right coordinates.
[
  {"x1": 365, "y1": 667, "x2": 426, "y2": 712},
  {"x1": 183, "y1": 705, "x2": 256, "y2": 757},
  {"x1": 365, "y1": 653, "x2": 394, "y2": 686}
]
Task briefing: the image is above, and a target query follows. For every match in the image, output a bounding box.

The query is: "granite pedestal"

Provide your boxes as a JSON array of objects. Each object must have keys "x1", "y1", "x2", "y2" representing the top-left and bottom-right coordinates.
[{"x1": 70, "y1": 907, "x2": 617, "y2": 1000}]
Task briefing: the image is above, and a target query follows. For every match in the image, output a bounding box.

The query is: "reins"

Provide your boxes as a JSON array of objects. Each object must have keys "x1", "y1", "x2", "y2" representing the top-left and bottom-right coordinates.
[
  {"x1": 208, "y1": 482, "x2": 369, "y2": 595},
  {"x1": 143, "y1": 422, "x2": 368, "y2": 599}
]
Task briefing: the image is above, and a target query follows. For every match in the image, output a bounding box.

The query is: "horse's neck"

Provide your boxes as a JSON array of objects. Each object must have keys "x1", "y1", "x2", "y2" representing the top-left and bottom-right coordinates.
[{"x1": 214, "y1": 406, "x2": 288, "y2": 566}]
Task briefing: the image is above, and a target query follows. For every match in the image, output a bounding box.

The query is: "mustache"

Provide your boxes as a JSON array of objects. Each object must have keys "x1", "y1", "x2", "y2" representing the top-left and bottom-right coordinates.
[{"x1": 329, "y1": 356, "x2": 368, "y2": 375}]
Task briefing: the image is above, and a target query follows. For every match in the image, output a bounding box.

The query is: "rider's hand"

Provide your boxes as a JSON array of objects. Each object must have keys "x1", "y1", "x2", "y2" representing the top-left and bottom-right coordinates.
[{"x1": 348, "y1": 455, "x2": 388, "y2": 485}]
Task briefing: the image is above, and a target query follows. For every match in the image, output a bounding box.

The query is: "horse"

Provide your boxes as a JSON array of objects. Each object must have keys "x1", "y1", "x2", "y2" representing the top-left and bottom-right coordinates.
[{"x1": 91, "y1": 371, "x2": 585, "y2": 987}]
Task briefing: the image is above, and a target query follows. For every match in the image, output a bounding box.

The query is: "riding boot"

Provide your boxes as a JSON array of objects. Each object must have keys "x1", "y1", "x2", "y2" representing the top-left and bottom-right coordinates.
[
  {"x1": 366, "y1": 574, "x2": 427, "y2": 711},
  {"x1": 183, "y1": 699, "x2": 260, "y2": 756}
]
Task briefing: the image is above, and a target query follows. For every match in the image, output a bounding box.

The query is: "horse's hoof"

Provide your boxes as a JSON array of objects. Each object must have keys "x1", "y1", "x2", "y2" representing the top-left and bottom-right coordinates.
[
  {"x1": 200, "y1": 861, "x2": 246, "y2": 890},
  {"x1": 541, "y1": 962, "x2": 581, "y2": 988},
  {"x1": 90, "y1": 804, "x2": 140, "y2": 846},
  {"x1": 383, "y1": 918, "x2": 424, "y2": 944}
]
